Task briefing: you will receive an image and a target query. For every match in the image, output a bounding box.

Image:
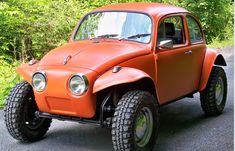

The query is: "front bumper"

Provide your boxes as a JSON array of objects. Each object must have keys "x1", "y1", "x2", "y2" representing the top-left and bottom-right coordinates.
[{"x1": 33, "y1": 66, "x2": 98, "y2": 118}]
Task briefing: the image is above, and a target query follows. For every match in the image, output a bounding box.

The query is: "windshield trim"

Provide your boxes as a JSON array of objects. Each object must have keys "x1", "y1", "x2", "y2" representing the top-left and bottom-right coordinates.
[{"x1": 72, "y1": 10, "x2": 153, "y2": 44}]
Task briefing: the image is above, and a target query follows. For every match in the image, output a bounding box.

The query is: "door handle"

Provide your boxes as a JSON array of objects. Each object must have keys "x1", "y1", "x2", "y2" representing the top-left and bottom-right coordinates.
[{"x1": 185, "y1": 50, "x2": 192, "y2": 55}]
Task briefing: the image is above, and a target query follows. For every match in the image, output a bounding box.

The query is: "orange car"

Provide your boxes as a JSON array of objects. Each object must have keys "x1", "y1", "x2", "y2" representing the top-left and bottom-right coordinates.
[{"x1": 5, "y1": 2, "x2": 227, "y2": 151}]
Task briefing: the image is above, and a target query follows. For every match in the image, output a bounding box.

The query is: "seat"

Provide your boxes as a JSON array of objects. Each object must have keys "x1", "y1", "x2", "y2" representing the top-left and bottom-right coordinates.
[
  {"x1": 158, "y1": 22, "x2": 176, "y2": 45},
  {"x1": 165, "y1": 23, "x2": 175, "y2": 38},
  {"x1": 165, "y1": 23, "x2": 178, "y2": 44},
  {"x1": 158, "y1": 22, "x2": 184, "y2": 45}
]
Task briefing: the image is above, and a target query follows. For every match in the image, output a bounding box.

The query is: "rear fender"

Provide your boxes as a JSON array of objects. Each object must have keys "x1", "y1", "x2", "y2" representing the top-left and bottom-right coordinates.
[
  {"x1": 199, "y1": 48, "x2": 226, "y2": 91},
  {"x1": 16, "y1": 63, "x2": 39, "y2": 84},
  {"x1": 93, "y1": 67, "x2": 153, "y2": 93}
]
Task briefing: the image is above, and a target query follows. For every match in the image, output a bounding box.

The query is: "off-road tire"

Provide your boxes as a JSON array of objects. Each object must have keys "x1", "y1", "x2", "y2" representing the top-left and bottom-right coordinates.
[
  {"x1": 112, "y1": 91, "x2": 159, "y2": 151},
  {"x1": 4, "y1": 81, "x2": 52, "y2": 142},
  {"x1": 200, "y1": 66, "x2": 227, "y2": 115}
]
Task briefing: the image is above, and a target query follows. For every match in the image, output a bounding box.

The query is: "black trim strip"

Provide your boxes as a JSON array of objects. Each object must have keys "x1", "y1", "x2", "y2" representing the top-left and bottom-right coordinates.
[{"x1": 36, "y1": 111, "x2": 101, "y2": 125}]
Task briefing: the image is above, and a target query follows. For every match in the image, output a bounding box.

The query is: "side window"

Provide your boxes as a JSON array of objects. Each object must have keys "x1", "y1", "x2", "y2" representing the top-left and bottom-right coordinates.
[
  {"x1": 157, "y1": 16, "x2": 185, "y2": 46},
  {"x1": 186, "y1": 16, "x2": 203, "y2": 43}
]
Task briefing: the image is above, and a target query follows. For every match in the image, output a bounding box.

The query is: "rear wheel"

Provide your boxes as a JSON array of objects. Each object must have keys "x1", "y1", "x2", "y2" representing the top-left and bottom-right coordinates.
[
  {"x1": 200, "y1": 66, "x2": 227, "y2": 115},
  {"x1": 112, "y1": 91, "x2": 159, "y2": 151},
  {"x1": 4, "y1": 81, "x2": 51, "y2": 142}
]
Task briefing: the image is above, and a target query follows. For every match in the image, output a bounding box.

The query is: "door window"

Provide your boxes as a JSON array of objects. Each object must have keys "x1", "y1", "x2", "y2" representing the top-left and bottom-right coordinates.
[
  {"x1": 157, "y1": 16, "x2": 185, "y2": 46},
  {"x1": 186, "y1": 16, "x2": 203, "y2": 43}
]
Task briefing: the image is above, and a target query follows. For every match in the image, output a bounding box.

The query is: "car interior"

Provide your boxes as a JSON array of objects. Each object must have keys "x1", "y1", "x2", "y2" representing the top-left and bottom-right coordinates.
[{"x1": 157, "y1": 19, "x2": 185, "y2": 46}]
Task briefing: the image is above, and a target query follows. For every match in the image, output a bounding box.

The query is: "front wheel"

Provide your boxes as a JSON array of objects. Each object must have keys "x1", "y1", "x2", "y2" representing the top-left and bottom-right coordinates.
[
  {"x1": 112, "y1": 91, "x2": 159, "y2": 151},
  {"x1": 200, "y1": 66, "x2": 227, "y2": 115},
  {"x1": 4, "y1": 81, "x2": 52, "y2": 142}
]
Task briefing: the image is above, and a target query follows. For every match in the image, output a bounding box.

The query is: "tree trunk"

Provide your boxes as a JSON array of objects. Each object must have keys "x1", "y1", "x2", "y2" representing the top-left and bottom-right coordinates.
[{"x1": 21, "y1": 36, "x2": 32, "y2": 62}]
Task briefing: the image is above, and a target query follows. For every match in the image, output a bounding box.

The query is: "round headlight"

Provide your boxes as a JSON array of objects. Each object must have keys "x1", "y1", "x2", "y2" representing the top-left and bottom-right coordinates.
[
  {"x1": 32, "y1": 72, "x2": 47, "y2": 92},
  {"x1": 69, "y1": 74, "x2": 89, "y2": 95}
]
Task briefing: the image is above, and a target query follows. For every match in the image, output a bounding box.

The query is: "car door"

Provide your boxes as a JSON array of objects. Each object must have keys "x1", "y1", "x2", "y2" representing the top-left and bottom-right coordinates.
[
  {"x1": 156, "y1": 14, "x2": 200, "y2": 104},
  {"x1": 186, "y1": 14, "x2": 207, "y2": 89}
]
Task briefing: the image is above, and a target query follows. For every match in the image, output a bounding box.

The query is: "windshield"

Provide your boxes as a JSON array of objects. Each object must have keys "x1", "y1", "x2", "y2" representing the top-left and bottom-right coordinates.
[{"x1": 74, "y1": 12, "x2": 152, "y2": 43}]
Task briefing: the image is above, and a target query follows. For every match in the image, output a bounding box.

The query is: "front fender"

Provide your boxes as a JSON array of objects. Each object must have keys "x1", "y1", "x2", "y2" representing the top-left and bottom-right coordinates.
[
  {"x1": 16, "y1": 63, "x2": 38, "y2": 84},
  {"x1": 199, "y1": 48, "x2": 226, "y2": 91},
  {"x1": 93, "y1": 67, "x2": 152, "y2": 93}
]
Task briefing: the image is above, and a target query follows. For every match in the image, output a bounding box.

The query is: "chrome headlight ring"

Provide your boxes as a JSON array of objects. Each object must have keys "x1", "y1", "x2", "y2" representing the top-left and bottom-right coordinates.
[
  {"x1": 68, "y1": 74, "x2": 89, "y2": 95},
  {"x1": 32, "y1": 71, "x2": 47, "y2": 92}
]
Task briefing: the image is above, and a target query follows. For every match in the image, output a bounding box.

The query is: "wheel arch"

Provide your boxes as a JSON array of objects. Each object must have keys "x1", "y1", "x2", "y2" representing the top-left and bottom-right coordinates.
[
  {"x1": 199, "y1": 48, "x2": 226, "y2": 91},
  {"x1": 214, "y1": 54, "x2": 227, "y2": 66},
  {"x1": 118, "y1": 77, "x2": 158, "y2": 101},
  {"x1": 93, "y1": 67, "x2": 159, "y2": 104}
]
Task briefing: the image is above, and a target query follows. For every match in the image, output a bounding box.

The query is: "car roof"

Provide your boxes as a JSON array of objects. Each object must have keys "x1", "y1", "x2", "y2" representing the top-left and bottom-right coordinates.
[{"x1": 94, "y1": 2, "x2": 188, "y2": 16}]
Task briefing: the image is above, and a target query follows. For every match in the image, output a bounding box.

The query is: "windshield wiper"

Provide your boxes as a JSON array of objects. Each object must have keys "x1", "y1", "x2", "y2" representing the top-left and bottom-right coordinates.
[
  {"x1": 127, "y1": 33, "x2": 151, "y2": 39},
  {"x1": 119, "y1": 33, "x2": 151, "y2": 41},
  {"x1": 95, "y1": 34, "x2": 119, "y2": 38}
]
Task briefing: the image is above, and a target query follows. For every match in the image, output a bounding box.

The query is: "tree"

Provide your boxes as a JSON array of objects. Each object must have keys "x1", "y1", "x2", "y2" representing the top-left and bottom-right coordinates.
[{"x1": 0, "y1": 0, "x2": 233, "y2": 62}]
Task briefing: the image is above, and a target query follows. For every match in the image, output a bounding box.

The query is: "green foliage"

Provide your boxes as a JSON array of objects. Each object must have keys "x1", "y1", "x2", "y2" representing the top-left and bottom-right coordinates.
[
  {"x1": 207, "y1": 35, "x2": 234, "y2": 49},
  {"x1": 177, "y1": 0, "x2": 234, "y2": 43},
  {"x1": 0, "y1": 0, "x2": 233, "y2": 60},
  {"x1": 0, "y1": 58, "x2": 21, "y2": 108}
]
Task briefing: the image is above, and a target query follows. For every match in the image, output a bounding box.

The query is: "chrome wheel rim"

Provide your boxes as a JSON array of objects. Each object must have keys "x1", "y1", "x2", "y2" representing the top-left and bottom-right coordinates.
[
  {"x1": 215, "y1": 77, "x2": 224, "y2": 105},
  {"x1": 135, "y1": 107, "x2": 153, "y2": 147}
]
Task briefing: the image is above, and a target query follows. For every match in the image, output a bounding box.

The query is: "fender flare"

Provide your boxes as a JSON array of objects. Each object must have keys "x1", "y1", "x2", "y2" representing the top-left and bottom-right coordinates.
[
  {"x1": 16, "y1": 63, "x2": 38, "y2": 84},
  {"x1": 199, "y1": 48, "x2": 226, "y2": 91},
  {"x1": 93, "y1": 67, "x2": 154, "y2": 93}
]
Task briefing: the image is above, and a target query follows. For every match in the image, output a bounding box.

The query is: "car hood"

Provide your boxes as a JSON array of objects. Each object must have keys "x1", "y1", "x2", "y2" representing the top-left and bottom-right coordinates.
[{"x1": 39, "y1": 40, "x2": 151, "y2": 74}]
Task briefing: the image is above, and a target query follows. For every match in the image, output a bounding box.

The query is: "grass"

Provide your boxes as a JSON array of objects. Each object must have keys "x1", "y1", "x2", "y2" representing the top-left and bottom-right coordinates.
[{"x1": 207, "y1": 36, "x2": 234, "y2": 48}]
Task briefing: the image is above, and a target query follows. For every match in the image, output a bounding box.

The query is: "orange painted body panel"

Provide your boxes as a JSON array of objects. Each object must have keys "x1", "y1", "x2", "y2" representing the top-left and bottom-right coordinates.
[
  {"x1": 39, "y1": 40, "x2": 150, "y2": 74},
  {"x1": 94, "y1": 2, "x2": 188, "y2": 16},
  {"x1": 16, "y1": 65, "x2": 97, "y2": 118},
  {"x1": 118, "y1": 54, "x2": 157, "y2": 82},
  {"x1": 156, "y1": 44, "x2": 206, "y2": 103},
  {"x1": 157, "y1": 47, "x2": 195, "y2": 103},
  {"x1": 93, "y1": 67, "x2": 152, "y2": 93},
  {"x1": 199, "y1": 48, "x2": 223, "y2": 91},
  {"x1": 33, "y1": 66, "x2": 98, "y2": 118},
  {"x1": 16, "y1": 2, "x2": 226, "y2": 118},
  {"x1": 155, "y1": 13, "x2": 207, "y2": 104}
]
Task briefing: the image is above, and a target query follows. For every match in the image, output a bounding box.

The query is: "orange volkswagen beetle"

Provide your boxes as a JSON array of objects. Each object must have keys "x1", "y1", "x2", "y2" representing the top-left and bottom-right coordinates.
[{"x1": 5, "y1": 2, "x2": 227, "y2": 151}]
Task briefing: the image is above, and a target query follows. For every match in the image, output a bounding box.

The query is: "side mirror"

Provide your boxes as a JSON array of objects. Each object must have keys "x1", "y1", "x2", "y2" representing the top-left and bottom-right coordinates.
[{"x1": 159, "y1": 40, "x2": 173, "y2": 49}]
